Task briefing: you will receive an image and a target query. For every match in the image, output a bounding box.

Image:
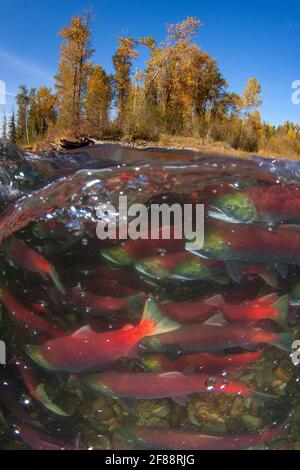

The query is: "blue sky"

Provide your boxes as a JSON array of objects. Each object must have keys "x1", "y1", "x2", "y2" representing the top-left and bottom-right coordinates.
[{"x1": 0, "y1": 0, "x2": 299, "y2": 125}]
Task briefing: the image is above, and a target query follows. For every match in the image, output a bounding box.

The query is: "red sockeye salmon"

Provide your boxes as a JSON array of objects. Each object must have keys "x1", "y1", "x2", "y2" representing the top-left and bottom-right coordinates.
[
  {"x1": 83, "y1": 371, "x2": 275, "y2": 404},
  {"x1": 7, "y1": 238, "x2": 65, "y2": 294},
  {"x1": 114, "y1": 424, "x2": 283, "y2": 450},
  {"x1": 141, "y1": 350, "x2": 264, "y2": 374},
  {"x1": 25, "y1": 299, "x2": 180, "y2": 372}
]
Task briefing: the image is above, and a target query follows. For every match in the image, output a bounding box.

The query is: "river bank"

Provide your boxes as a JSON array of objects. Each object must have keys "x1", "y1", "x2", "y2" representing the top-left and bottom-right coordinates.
[{"x1": 33, "y1": 134, "x2": 295, "y2": 161}]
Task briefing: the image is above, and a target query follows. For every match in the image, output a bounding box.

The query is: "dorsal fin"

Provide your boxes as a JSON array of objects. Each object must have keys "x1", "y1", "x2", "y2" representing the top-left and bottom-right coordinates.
[
  {"x1": 72, "y1": 325, "x2": 93, "y2": 337},
  {"x1": 121, "y1": 324, "x2": 134, "y2": 331},
  {"x1": 159, "y1": 372, "x2": 183, "y2": 379},
  {"x1": 258, "y1": 293, "x2": 278, "y2": 305}
]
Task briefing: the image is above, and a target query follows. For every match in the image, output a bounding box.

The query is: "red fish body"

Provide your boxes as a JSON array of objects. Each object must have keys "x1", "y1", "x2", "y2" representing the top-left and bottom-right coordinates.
[
  {"x1": 246, "y1": 185, "x2": 300, "y2": 222},
  {"x1": 141, "y1": 323, "x2": 293, "y2": 353},
  {"x1": 16, "y1": 423, "x2": 78, "y2": 451},
  {"x1": 211, "y1": 293, "x2": 289, "y2": 327},
  {"x1": 141, "y1": 350, "x2": 264, "y2": 374},
  {"x1": 229, "y1": 226, "x2": 300, "y2": 261},
  {"x1": 134, "y1": 252, "x2": 192, "y2": 281},
  {"x1": 115, "y1": 424, "x2": 282, "y2": 450},
  {"x1": 0, "y1": 288, "x2": 65, "y2": 338},
  {"x1": 136, "y1": 251, "x2": 277, "y2": 287},
  {"x1": 7, "y1": 238, "x2": 65, "y2": 293},
  {"x1": 51, "y1": 287, "x2": 145, "y2": 316},
  {"x1": 26, "y1": 299, "x2": 180, "y2": 372},
  {"x1": 78, "y1": 265, "x2": 151, "y2": 291},
  {"x1": 209, "y1": 185, "x2": 300, "y2": 228},
  {"x1": 202, "y1": 224, "x2": 300, "y2": 265},
  {"x1": 82, "y1": 279, "x2": 139, "y2": 298},
  {"x1": 101, "y1": 226, "x2": 185, "y2": 266},
  {"x1": 83, "y1": 371, "x2": 272, "y2": 402},
  {"x1": 160, "y1": 297, "x2": 219, "y2": 324}
]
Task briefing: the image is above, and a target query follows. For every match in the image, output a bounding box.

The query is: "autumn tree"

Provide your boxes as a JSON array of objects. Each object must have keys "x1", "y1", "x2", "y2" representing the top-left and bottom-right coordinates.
[
  {"x1": 239, "y1": 77, "x2": 263, "y2": 148},
  {"x1": 55, "y1": 11, "x2": 94, "y2": 135},
  {"x1": 112, "y1": 37, "x2": 138, "y2": 126},
  {"x1": 241, "y1": 77, "x2": 263, "y2": 118},
  {"x1": 30, "y1": 87, "x2": 57, "y2": 136},
  {"x1": 8, "y1": 111, "x2": 16, "y2": 144},
  {"x1": 1, "y1": 112, "x2": 7, "y2": 142},
  {"x1": 16, "y1": 85, "x2": 30, "y2": 144},
  {"x1": 85, "y1": 65, "x2": 112, "y2": 137},
  {"x1": 141, "y1": 17, "x2": 227, "y2": 134}
]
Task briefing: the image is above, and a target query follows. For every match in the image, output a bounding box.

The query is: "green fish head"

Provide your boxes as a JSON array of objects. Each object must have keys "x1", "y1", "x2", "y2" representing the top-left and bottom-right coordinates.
[
  {"x1": 135, "y1": 258, "x2": 168, "y2": 281},
  {"x1": 208, "y1": 192, "x2": 256, "y2": 224},
  {"x1": 25, "y1": 345, "x2": 56, "y2": 371},
  {"x1": 171, "y1": 258, "x2": 212, "y2": 281},
  {"x1": 101, "y1": 245, "x2": 134, "y2": 266},
  {"x1": 140, "y1": 354, "x2": 163, "y2": 372},
  {"x1": 189, "y1": 231, "x2": 230, "y2": 260},
  {"x1": 83, "y1": 375, "x2": 118, "y2": 399}
]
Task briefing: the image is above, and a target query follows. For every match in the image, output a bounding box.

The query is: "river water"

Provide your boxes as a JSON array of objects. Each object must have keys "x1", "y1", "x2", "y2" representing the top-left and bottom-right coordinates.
[{"x1": 0, "y1": 142, "x2": 299, "y2": 450}]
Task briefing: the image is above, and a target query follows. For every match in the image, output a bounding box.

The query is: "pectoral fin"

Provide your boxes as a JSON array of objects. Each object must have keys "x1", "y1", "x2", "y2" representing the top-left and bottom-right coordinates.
[
  {"x1": 172, "y1": 395, "x2": 188, "y2": 406},
  {"x1": 225, "y1": 261, "x2": 243, "y2": 284},
  {"x1": 275, "y1": 262, "x2": 289, "y2": 279}
]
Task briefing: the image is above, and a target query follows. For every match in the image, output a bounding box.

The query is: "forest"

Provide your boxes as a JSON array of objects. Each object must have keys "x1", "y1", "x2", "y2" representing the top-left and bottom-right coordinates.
[{"x1": 1, "y1": 12, "x2": 300, "y2": 157}]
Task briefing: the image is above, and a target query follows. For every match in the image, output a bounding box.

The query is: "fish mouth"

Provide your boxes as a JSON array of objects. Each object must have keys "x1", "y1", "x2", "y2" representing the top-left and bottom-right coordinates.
[
  {"x1": 208, "y1": 206, "x2": 238, "y2": 223},
  {"x1": 185, "y1": 246, "x2": 210, "y2": 259}
]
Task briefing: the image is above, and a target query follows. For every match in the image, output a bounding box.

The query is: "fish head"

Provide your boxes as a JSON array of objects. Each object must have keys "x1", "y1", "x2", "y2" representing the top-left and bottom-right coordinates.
[
  {"x1": 83, "y1": 375, "x2": 118, "y2": 399},
  {"x1": 140, "y1": 354, "x2": 163, "y2": 372},
  {"x1": 208, "y1": 192, "x2": 256, "y2": 224},
  {"x1": 101, "y1": 245, "x2": 134, "y2": 266},
  {"x1": 135, "y1": 258, "x2": 168, "y2": 281},
  {"x1": 171, "y1": 258, "x2": 215, "y2": 281},
  {"x1": 188, "y1": 231, "x2": 231, "y2": 260}
]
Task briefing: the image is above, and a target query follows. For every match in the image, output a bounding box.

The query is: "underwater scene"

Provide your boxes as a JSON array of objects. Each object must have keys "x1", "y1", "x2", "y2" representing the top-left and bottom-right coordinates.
[{"x1": 0, "y1": 142, "x2": 300, "y2": 450}]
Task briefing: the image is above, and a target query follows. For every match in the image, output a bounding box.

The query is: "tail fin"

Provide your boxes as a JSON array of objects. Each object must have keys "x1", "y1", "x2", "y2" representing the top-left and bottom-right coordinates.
[
  {"x1": 225, "y1": 261, "x2": 243, "y2": 284},
  {"x1": 206, "y1": 294, "x2": 224, "y2": 307},
  {"x1": 257, "y1": 268, "x2": 279, "y2": 288},
  {"x1": 275, "y1": 262, "x2": 289, "y2": 279},
  {"x1": 35, "y1": 384, "x2": 70, "y2": 417},
  {"x1": 270, "y1": 332, "x2": 295, "y2": 352},
  {"x1": 251, "y1": 390, "x2": 278, "y2": 405},
  {"x1": 141, "y1": 298, "x2": 180, "y2": 336},
  {"x1": 126, "y1": 294, "x2": 147, "y2": 311},
  {"x1": 50, "y1": 268, "x2": 65, "y2": 295},
  {"x1": 272, "y1": 295, "x2": 289, "y2": 329}
]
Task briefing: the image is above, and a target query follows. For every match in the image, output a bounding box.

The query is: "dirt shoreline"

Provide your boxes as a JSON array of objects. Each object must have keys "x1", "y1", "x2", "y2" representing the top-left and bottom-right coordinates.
[
  {"x1": 31, "y1": 135, "x2": 292, "y2": 160},
  {"x1": 75, "y1": 136, "x2": 291, "y2": 160},
  {"x1": 90, "y1": 138, "x2": 253, "y2": 158}
]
